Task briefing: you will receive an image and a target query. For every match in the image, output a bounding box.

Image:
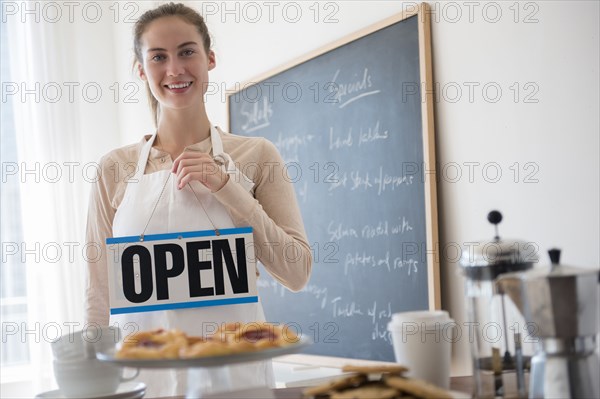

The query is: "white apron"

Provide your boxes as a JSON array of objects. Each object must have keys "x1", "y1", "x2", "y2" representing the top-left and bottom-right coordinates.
[{"x1": 110, "y1": 127, "x2": 272, "y2": 398}]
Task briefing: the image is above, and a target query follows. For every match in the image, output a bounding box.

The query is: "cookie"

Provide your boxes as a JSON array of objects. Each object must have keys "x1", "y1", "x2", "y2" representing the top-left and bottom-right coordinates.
[
  {"x1": 330, "y1": 385, "x2": 399, "y2": 399},
  {"x1": 341, "y1": 364, "x2": 409, "y2": 375},
  {"x1": 383, "y1": 375, "x2": 453, "y2": 399},
  {"x1": 303, "y1": 374, "x2": 368, "y2": 397}
]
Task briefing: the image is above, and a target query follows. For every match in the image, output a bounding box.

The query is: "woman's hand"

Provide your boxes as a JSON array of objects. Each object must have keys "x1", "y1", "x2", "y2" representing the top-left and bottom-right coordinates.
[{"x1": 171, "y1": 150, "x2": 229, "y2": 192}]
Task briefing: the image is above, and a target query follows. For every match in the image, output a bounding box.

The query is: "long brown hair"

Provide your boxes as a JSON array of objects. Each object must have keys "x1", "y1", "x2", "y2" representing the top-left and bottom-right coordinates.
[{"x1": 133, "y1": 2, "x2": 212, "y2": 127}]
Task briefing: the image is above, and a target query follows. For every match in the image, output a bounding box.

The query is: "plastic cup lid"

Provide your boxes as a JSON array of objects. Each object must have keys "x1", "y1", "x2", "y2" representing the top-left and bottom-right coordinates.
[{"x1": 388, "y1": 310, "x2": 452, "y2": 327}]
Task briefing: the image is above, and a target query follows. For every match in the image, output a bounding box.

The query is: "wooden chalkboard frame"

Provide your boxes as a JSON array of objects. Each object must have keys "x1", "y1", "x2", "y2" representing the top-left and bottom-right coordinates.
[{"x1": 227, "y1": 2, "x2": 440, "y2": 310}]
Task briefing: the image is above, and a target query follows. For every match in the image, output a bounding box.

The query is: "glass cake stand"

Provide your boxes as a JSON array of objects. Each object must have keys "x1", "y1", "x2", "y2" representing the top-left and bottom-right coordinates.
[{"x1": 97, "y1": 336, "x2": 311, "y2": 399}]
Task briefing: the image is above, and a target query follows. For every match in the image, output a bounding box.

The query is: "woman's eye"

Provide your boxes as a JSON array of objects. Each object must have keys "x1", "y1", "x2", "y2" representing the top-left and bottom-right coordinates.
[
  {"x1": 181, "y1": 49, "x2": 195, "y2": 56},
  {"x1": 150, "y1": 54, "x2": 165, "y2": 62}
]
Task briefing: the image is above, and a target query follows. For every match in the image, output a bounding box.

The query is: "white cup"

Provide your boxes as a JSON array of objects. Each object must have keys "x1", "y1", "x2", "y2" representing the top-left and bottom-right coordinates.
[
  {"x1": 53, "y1": 358, "x2": 139, "y2": 398},
  {"x1": 387, "y1": 310, "x2": 455, "y2": 389},
  {"x1": 51, "y1": 326, "x2": 121, "y2": 361},
  {"x1": 50, "y1": 326, "x2": 138, "y2": 397}
]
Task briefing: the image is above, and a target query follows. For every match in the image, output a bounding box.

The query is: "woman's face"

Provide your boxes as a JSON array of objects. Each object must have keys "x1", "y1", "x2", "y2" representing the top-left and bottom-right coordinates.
[{"x1": 138, "y1": 16, "x2": 215, "y2": 112}]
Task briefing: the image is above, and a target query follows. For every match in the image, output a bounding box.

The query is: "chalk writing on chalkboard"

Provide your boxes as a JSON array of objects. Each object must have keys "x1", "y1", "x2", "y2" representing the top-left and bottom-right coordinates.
[{"x1": 228, "y1": 4, "x2": 439, "y2": 361}]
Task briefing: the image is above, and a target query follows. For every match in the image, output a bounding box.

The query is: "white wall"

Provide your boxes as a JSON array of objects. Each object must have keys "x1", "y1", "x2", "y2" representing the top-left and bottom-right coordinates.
[{"x1": 112, "y1": 0, "x2": 600, "y2": 374}]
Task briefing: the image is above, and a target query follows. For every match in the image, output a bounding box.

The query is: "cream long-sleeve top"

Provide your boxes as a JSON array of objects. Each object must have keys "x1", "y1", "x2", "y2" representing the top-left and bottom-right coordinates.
[{"x1": 85, "y1": 127, "x2": 312, "y2": 326}]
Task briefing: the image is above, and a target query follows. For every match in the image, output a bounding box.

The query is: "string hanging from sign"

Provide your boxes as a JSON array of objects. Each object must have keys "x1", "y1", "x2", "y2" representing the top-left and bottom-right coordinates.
[
  {"x1": 139, "y1": 172, "x2": 221, "y2": 241},
  {"x1": 188, "y1": 182, "x2": 221, "y2": 237},
  {"x1": 140, "y1": 173, "x2": 172, "y2": 242}
]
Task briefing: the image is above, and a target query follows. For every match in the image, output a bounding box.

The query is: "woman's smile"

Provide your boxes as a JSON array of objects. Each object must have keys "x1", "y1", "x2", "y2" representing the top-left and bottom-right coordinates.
[{"x1": 164, "y1": 81, "x2": 194, "y2": 93}]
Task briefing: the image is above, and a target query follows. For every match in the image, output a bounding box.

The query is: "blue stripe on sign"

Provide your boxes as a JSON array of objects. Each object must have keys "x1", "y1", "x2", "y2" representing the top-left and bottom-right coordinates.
[
  {"x1": 106, "y1": 227, "x2": 253, "y2": 245},
  {"x1": 110, "y1": 296, "x2": 259, "y2": 315}
]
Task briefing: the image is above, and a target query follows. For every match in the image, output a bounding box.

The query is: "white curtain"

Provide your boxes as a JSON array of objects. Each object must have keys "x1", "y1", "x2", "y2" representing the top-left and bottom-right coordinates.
[
  {"x1": 3, "y1": 1, "x2": 170, "y2": 396},
  {"x1": 3, "y1": 2, "x2": 133, "y2": 395},
  {"x1": 7, "y1": 10, "x2": 88, "y2": 396}
]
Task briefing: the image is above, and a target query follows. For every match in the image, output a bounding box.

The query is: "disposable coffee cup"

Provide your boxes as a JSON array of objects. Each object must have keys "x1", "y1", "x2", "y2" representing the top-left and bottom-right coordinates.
[{"x1": 387, "y1": 310, "x2": 455, "y2": 389}]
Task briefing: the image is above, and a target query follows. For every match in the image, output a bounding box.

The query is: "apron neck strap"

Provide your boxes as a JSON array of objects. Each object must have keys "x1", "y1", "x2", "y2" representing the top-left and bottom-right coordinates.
[
  {"x1": 134, "y1": 133, "x2": 157, "y2": 181},
  {"x1": 211, "y1": 126, "x2": 224, "y2": 156},
  {"x1": 211, "y1": 126, "x2": 255, "y2": 192}
]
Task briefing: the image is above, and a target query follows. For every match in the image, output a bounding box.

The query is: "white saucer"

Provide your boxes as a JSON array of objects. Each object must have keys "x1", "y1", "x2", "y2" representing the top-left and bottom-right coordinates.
[{"x1": 35, "y1": 382, "x2": 146, "y2": 399}]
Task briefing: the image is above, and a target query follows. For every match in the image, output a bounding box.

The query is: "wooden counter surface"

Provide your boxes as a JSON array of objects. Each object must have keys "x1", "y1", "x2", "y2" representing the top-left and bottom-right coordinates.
[{"x1": 160, "y1": 376, "x2": 473, "y2": 399}]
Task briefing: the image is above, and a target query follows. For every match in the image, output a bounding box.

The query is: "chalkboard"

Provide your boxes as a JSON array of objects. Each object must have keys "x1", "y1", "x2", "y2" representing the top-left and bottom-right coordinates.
[{"x1": 227, "y1": 4, "x2": 439, "y2": 361}]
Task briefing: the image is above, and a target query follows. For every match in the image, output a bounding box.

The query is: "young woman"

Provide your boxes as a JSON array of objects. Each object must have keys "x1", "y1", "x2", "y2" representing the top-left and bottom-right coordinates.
[{"x1": 85, "y1": 2, "x2": 311, "y2": 396}]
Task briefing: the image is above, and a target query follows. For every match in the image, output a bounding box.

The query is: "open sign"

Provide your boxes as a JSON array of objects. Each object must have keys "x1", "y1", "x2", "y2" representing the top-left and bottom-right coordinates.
[{"x1": 106, "y1": 227, "x2": 258, "y2": 315}]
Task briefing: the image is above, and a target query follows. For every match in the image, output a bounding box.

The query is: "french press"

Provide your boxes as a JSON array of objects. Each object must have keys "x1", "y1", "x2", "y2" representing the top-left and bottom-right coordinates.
[{"x1": 460, "y1": 211, "x2": 537, "y2": 398}]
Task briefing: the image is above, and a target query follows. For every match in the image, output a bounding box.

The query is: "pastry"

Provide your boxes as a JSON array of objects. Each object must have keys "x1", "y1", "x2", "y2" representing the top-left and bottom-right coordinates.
[
  {"x1": 116, "y1": 329, "x2": 187, "y2": 359},
  {"x1": 115, "y1": 322, "x2": 300, "y2": 360}
]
